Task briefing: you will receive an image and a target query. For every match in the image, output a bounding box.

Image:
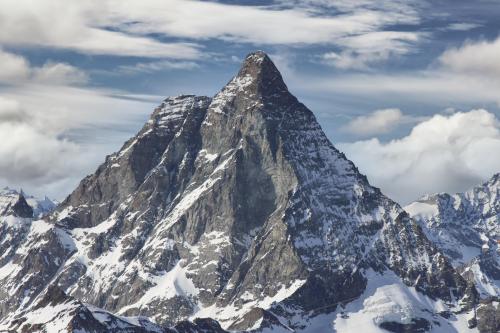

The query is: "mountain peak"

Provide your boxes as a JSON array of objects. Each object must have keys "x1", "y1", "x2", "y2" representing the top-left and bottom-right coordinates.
[
  {"x1": 240, "y1": 51, "x2": 271, "y2": 69},
  {"x1": 11, "y1": 193, "x2": 33, "y2": 218},
  {"x1": 0, "y1": 49, "x2": 476, "y2": 332},
  {"x1": 234, "y1": 51, "x2": 288, "y2": 95}
]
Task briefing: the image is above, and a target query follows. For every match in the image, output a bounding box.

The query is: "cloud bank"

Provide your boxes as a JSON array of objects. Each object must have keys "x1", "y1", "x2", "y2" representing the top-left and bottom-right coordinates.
[
  {"x1": 0, "y1": 87, "x2": 156, "y2": 199},
  {"x1": 0, "y1": 97, "x2": 79, "y2": 192},
  {"x1": 339, "y1": 109, "x2": 500, "y2": 204}
]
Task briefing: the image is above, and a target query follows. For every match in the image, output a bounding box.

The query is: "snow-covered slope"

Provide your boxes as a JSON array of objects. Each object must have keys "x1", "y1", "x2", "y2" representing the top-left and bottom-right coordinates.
[
  {"x1": 1, "y1": 284, "x2": 226, "y2": 333},
  {"x1": 0, "y1": 52, "x2": 478, "y2": 332},
  {"x1": 405, "y1": 174, "x2": 500, "y2": 295}
]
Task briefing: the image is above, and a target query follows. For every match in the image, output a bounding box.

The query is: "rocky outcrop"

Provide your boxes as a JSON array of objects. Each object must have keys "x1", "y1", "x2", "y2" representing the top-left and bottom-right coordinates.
[
  {"x1": 10, "y1": 194, "x2": 34, "y2": 218},
  {"x1": 476, "y1": 301, "x2": 500, "y2": 333}
]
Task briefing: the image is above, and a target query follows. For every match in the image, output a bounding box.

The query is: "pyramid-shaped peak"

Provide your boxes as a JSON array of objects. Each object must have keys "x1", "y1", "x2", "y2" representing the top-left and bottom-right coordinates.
[
  {"x1": 11, "y1": 193, "x2": 33, "y2": 218},
  {"x1": 234, "y1": 51, "x2": 288, "y2": 95},
  {"x1": 242, "y1": 50, "x2": 271, "y2": 66},
  {"x1": 238, "y1": 51, "x2": 278, "y2": 76}
]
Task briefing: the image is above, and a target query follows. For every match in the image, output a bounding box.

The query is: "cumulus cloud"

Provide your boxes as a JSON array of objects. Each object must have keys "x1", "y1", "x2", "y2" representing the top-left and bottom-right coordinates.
[
  {"x1": 339, "y1": 110, "x2": 500, "y2": 204},
  {"x1": 342, "y1": 108, "x2": 414, "y2": 136},
  {"x1": 439, "y1": 36, "x2": 500, "y2": 76},
  {"x1": 0, "y1": 49, "x2": 87, "y2": 85}
]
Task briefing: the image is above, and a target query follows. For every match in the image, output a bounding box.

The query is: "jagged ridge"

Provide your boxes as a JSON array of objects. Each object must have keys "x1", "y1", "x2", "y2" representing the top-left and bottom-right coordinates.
[{"x1": 406, "y1": 174, "x2": 500, "y2": 332}]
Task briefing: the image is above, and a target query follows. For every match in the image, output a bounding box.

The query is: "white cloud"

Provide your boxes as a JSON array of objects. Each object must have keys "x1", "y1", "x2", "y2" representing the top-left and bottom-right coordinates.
[
  {"x1": 0, "y1": 0, "x2": 201, "y2": 59},
  {"x1": 339, "y1": 110, "x2": 500, "y2": 204},
  {"x1": 32, "y1": 62, "x2": 89, "y2": 85},
  {"x1": 321, "y1": 31, "x2": 421, "y2": 69},
  {"x1": 342, "y1": 108, "x2": 410, "y2": 136},
  {"x1": 292, "y1": 33, "x2": 500, "y2": 105},
  {"x1": 0, "y1": 49, "x2": 30, "y2": 82},
  {"x1": 0, "y1": 96, "x2": 79, "y2": 187},
  {"x1": 0, "y1": 0, "x2": 421, "y2": 62},
  {"x1": 276, "y1": 0, "x2": 421, "y2": 22},
  {"x1": 112, "y1": 0, "x2": 418, "y2": 44},
  {"x1": 445, "y1": 22, "x2": 482, "y2": 31},
  {"x1": 0, "y1": 85, "x2": 157, "y2": 199},
  {"x1": 0, "y1": 49, "x2": 87, "y2": 85},
  {"x1": 439, "y1": 36, "x2": 500, "y2": 76},
  {"x1": 298, "y1": 69, "x2": 500, "y2": 106},
  {"x1": 119, "y1": 60, "x2": 199, "y2": 74}
]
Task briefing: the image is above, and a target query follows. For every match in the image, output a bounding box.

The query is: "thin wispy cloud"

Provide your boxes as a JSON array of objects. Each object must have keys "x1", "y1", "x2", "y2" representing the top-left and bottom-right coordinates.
[
  {"x1": 445, "y1": 22, "x2": 482, "y2": 31},
  {"x1": 119, "y1": 60, "x2": 200, "y2": 75},
  {"x1": 298, "y1": 68, "x2": 500, "y2": 107}
]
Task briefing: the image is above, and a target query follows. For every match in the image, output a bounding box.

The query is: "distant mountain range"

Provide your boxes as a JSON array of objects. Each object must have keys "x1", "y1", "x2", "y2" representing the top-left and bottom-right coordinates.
[
  {"x1": 406, "y1": 174, "x2": 500, "y2": 332},
  {"x1": 0, "y1": 52, "x2": 498, "y2": 333},
  {"x1": 0, "y1": 187, "x2": 56, "y2": 218}
]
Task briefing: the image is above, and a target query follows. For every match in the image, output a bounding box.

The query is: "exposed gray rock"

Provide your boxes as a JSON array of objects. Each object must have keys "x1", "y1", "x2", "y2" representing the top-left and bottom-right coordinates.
[
  {"x1": 379, "y1": 318, "x2": 431, "y2": 333},
  {"x1": 476, "y1": 301, "x2": 500, "y2": 333},
  {"x1": 171, "y1": 318, "x2": 227, "y2": 333},
  {"x1": 10, "y1": 194, "x2": 34, "y2": 218}
]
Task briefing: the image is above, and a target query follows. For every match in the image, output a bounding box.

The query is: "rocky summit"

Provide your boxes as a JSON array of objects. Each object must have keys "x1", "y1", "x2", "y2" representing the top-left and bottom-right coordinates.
[{"x1": 0, "y1": 52, "x2": 481, "y2": 332}]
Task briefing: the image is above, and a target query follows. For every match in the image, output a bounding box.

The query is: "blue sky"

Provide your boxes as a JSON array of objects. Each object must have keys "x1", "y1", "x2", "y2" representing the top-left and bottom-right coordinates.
[{"x1": 1, "y1": 0, "x2": 500, "y2": 204}]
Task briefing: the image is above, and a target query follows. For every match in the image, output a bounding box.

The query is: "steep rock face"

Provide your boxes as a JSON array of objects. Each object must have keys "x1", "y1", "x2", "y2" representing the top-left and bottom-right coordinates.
[
  {"x1": 10, "y1": 194, "x2": 34, "y2": 218},
  {"x1": 53, "y1": 95, "x2": 211, "y2": 229},
  {"x1": 476, "y1": 302, "x2": 500, "y2": 333},
  {"x1": 1, "y1": 52, "x2": 475, "y2": 332}
]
